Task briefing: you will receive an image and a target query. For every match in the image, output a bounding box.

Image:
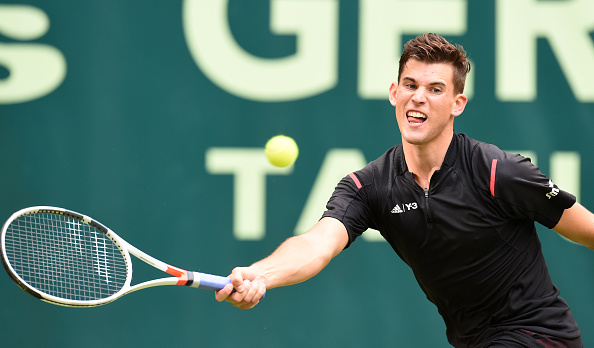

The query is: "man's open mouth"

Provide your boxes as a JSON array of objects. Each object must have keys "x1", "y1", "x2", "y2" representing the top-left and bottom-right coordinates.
[{"x1": 407, "y1": 111, "x2": 427, "y2": 124}]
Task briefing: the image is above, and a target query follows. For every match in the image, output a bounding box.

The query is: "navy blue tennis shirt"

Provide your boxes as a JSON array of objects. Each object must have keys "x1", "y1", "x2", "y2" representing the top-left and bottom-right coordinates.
[{"x1": 322, "y1": 133, "x2": 581, "y2": 347}]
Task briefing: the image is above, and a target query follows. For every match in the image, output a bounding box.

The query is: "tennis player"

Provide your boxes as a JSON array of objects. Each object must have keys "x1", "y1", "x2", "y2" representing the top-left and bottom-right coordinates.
[{"x1": 216, "y1": 33, "x2": 592, "y2": 347}]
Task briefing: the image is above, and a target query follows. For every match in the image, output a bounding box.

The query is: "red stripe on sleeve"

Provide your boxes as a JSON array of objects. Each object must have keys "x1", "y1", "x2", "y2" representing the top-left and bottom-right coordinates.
[
  {"x1": 349, "y1": 172, "x2": 362, "y2": 189},
  {"x1": 490, "y1": 159, "x2": 498, "y2": 197}
]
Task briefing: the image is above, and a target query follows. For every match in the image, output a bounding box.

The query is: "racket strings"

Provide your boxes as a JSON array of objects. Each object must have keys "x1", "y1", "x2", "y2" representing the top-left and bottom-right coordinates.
[{"x1": 4, "y1": 213, "x2": 128, "y2": 301}]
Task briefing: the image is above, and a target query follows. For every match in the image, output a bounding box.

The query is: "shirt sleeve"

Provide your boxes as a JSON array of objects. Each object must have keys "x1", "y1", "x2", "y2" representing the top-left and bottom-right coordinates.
[
  {"x1": 476, "y1": 145, "x2": 576, "y2": 229},
  {"x1": 322, "y1": 167, "x2": 377, "y2": 248}
]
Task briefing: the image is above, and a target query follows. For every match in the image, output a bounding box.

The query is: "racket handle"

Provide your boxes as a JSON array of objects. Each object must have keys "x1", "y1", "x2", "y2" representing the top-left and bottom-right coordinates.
[
  {"x1": 194, "y1": 272, "x2": 231, "y2": 291},
  {"x1": 192, "y1": 272, "x2": 266, "y2": 298}
]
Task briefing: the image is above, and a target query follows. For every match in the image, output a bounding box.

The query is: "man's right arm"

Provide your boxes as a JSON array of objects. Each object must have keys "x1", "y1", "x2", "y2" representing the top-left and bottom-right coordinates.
[{"x1": 215, "y1": 217, "x2": 349, "y2": 309}]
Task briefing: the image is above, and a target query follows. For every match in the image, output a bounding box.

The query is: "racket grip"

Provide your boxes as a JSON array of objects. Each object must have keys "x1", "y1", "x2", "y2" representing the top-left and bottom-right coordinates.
[
  {"x1": 195, "y1": 272, "x2": 231, "y2": 291},
  {"x1": 193, "y1": 272, "x2": 266, "y2": 299}
]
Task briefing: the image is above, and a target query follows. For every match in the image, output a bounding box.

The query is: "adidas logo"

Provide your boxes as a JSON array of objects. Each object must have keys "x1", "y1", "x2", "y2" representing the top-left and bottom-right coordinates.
[
  {"x1": 391, "y1": 202, "x2": 418, "y2": 214},
  {"x1": 391, "y1": 205, "x2": 404, "y2": 214}
]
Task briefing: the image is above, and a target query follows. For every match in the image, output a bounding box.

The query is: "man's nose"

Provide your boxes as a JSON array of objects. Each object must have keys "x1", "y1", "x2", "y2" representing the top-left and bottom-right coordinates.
[{"x1": 411, "y1": 88, "x2": 426, "y2": 104}]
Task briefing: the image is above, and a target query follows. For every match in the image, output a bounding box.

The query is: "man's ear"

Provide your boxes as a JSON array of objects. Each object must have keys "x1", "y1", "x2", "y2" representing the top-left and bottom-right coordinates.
[
  {"x1": 452, "y1": 93, "x2": 468, "y2": 117},
  {"x1": 389, "y1": 83, "x2": 398, "y2": 106}
]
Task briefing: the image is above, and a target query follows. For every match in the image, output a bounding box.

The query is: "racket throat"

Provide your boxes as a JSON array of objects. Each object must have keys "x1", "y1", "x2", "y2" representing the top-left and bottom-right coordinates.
[
  {"x1": 177, "y1": 270, "x2": 195, "y2": 287},
  {"x1": 164, "y1": 265, "x2": 195, "y2": 286}
]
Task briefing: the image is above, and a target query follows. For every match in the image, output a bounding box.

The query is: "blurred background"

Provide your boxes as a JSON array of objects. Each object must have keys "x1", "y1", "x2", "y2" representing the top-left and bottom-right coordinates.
[{"x1": 1, "y1": 0, "x2": 593, "y2": 346}]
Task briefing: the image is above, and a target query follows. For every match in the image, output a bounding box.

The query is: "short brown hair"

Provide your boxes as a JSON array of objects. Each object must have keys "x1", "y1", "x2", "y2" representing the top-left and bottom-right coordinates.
[{"x1": 398, "y1": 33, "x2": 471, "y2": 94}]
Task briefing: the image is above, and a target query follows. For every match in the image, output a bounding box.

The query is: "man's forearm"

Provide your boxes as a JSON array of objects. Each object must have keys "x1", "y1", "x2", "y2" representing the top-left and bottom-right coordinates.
[{"x1": 250, "y1": 217, "x2": 348, "y2": 289}]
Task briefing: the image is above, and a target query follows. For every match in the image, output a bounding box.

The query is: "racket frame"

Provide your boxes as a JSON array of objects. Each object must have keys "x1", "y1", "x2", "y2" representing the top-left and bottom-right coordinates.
[{"x1": 1, "y1": 206, "x2": 232, "y2": 307}]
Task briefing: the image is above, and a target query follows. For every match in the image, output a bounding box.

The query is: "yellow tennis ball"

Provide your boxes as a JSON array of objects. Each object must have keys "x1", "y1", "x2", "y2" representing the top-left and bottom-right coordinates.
[{"x1": 265, "y1": 135, "x2": 299, "y2": 168}]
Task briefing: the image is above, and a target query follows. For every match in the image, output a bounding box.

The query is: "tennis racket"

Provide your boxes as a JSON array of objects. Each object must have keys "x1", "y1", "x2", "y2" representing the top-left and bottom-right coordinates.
[{"x1": 1, "y1": 206, "x2": 243, "y2": 307}]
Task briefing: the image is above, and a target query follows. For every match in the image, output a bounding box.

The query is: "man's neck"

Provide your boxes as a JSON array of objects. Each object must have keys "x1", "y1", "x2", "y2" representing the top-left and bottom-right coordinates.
[{"x1": 403, "y1": 132, "x2": 454, "y2": 189}]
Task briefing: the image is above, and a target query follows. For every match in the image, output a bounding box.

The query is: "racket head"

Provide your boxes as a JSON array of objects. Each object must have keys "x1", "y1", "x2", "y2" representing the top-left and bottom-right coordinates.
[{"x1": 1, "y1": 206, "x2": 133, "y2": 307}]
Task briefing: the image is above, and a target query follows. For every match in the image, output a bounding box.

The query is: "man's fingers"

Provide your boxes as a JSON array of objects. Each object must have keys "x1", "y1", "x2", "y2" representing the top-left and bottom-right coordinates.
[
  {"x1": 215, "y1": 268, "x2": 266, "y2": 309},
  {"x1": 235, "y1": 280, "x2": 266, "y2": 309},
  {"x1": 214, "y1": 282, "x2": 234, "y2": 302},
  {"x1": 229, "y1": 268, "x2": 248, "y2": 292}
]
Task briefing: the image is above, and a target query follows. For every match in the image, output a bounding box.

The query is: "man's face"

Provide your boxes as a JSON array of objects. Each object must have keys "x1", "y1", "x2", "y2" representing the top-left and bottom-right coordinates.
[{"x1": 389, "y1": 59, "x2": 467, "y2": 147}]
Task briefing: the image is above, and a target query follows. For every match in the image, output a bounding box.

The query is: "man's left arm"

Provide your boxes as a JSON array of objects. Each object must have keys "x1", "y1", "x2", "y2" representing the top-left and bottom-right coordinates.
[{"x1": 553, "y1": 202, "x2": 594, "y2": 250}]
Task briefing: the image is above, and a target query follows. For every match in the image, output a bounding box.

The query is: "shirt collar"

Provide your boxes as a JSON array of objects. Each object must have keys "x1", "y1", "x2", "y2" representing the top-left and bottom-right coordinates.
[{"x1": 394, "y1": 132, "x2": 462, "y2": 176}]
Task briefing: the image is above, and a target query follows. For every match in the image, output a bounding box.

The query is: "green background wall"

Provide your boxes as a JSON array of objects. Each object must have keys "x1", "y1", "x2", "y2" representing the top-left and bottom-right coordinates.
[{"x1": 1, "y1": 1, "x2": 593, "y2": 346}]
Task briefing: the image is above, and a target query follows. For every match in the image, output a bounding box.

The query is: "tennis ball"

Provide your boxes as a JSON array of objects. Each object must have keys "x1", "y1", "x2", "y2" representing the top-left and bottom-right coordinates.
[{"x1": 265, "y1": 135, "x2": 299, "y2": 168}]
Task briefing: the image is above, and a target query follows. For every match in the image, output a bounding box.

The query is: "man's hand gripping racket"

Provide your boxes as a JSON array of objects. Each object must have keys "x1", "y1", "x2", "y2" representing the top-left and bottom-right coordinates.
[
  {"x1": 216, "y1": 266, "x2": 268, "y2": 310},
  {"x1": 0, "y1": 206, "x2": 265, "y2": 307}
]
